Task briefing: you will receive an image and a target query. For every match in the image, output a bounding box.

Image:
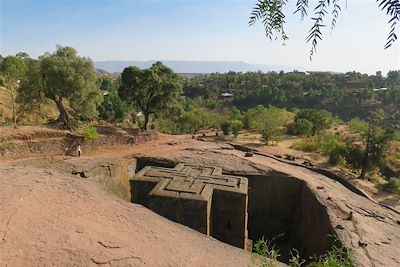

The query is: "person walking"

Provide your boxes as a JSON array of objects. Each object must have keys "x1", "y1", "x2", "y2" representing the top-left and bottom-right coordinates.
[{"x1": 77, "y1": 145, "x2": 82, "y2": 157}]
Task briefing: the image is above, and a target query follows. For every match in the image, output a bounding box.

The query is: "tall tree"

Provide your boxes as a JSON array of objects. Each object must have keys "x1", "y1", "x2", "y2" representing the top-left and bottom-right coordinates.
[
  {"x1": 358, "y1": 109, "x2": 392, "y2": 179},
  {"x1": 39, "y1": 45, "x2": 102, "y2": 129},
  {"x1": 0, "y1": 56, "x2": 27, "y2": 127},
  {"x1": 119, "y1": 62, "x2": 181, "y2": 130}
]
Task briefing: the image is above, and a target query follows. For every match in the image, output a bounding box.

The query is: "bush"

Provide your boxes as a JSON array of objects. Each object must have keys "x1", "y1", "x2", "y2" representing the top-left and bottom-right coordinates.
[
  {"x1": 291, "y1": 137, "x2": 319, "y2": 152},
  {"x1": 221, "y1": 121, "x2": 231, "y2": 135},
  {"x1": 291, "y1": 134, "x2": 345, "y2": 165},
  {"x1": 379, "y1": 178, "x2": 400, "y2": 196},
  {"x1": 393, "y1": 131, "x2": 400, "y2": 141},
  {"x1": 319, "y1": 134, "x2": 343, "y2": 155},
  {"x1": 349, "y1": 117, "x2": 367, "y2": 132},
  {"x1": 157, "y1": 107, "x2": 222, "y2": 134},
  {"x1": 295, "y1": 109, "x2": 334, "y2": 134},
  {"x1": 252, "y1": 236, "x2": 354, "y2": 267},
  {"x1": 83, "y1": 125, "x2": 99, "y2": 141},
  {"x1": 328, "y1": 147, "x2": 345, "y2": 165},
  {"x1": 230, "y1": 120, "x2": 243, "y2": 137},
  {"x1": 288, "y1": 118, "x2": 314, "y2": 136},
  {"x1": 343, "y1": 143, "x2": 364, "y2": 170}
]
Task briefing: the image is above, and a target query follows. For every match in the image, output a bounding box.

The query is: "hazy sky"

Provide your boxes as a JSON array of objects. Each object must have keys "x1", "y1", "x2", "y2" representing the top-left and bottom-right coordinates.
[{"x1": 1, "y1": 0, "x2": 399, "y2": 74}]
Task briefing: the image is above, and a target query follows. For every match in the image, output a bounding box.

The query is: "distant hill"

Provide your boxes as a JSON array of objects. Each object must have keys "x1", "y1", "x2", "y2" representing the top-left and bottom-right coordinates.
[{"x1": 94, "y1": 60, "x2": 305, "y2": 74}]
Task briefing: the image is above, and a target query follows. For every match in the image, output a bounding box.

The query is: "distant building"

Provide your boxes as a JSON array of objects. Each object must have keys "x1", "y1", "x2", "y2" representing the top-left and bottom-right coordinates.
[
  {"x1": 220, "y1": 92, "x2": 233, "y2": 98},
  {"x1": 373, "y1": 87, "x2": 388, "y2": 92}
]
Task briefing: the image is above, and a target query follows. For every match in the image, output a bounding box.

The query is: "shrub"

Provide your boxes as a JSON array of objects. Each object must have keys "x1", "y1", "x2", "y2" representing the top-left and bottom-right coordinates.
[
  {"x1": 328, "y1": 147, "x2": 345, "y2": 165},
  {"x1": 291, "y1": 134, "x2": 345, "y2": 165},
  {"x1": 83, "y1": 125, "x2": 99, "y2": 141},
  {"x1": 0, "y1": 138, "x2": 14, "y2": 152},
  {"x1": 393, "y1": 131, "x2": 400, "y2": 141},
  {"x1": 288, "y1": 118, "x2": 314, "y2": 136},
  {"x1": 349, "y1": 117, "x2": 367, "y2": 132},
  {"x1": 230, "y1": 120, "x2": 243, "y2": 137},
  {"x1": 343, "y1": 144, "x2": 364, "y2": 170},
  {"x1": 157, "y1": 107, "x2": 222, "y2": 134},
  {"x1": 291, "y1": 137, "x2": 319, "y2": 152},
  {"x1": 221, "y1": 121, "x2": 231, "y2": 135},
  {"x1": 295, "y1": 109, "x2": 334, "y2": 134},
  {"x1": 319, "y1": 134, "x2": 344, "y2": 155},
  {"x1": 379, "y1": 178, "x2": 400, "y2": 196}
]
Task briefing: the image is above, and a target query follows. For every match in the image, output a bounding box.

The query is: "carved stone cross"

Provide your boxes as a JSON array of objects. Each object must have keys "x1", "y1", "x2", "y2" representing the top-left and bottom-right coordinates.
[{"x1": 130, "y1": 163, "x2": 249, "y2": 249}]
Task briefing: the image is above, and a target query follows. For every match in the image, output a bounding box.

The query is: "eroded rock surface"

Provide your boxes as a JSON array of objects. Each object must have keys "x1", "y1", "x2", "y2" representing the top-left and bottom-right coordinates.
[
  {"x1": 0, "y1": 165, "x2": 251, "y2": 267},
  {"x1": 128, "y1": 140, "x2": 400, "y2": 266}
]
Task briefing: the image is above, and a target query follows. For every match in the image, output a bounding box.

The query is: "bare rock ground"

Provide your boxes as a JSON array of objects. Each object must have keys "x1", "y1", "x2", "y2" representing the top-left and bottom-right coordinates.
[
  {"x1": 117, "y1": 137, "x2": 400, "y2": 267},
  {"x1": 0, "y1": 164, "x2": 251, "y2": 266}
]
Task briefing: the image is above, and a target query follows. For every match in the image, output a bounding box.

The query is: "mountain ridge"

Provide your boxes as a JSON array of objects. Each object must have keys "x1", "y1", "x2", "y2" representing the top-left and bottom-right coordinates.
[{"x1": 94, "y1": 60, "x2": 305, "y2": 74}]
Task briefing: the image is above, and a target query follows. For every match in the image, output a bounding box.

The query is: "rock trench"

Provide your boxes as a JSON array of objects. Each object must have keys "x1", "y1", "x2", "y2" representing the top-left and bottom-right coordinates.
[{"x1": 131, "y1": 157, "x2": 340, "y2": 263}]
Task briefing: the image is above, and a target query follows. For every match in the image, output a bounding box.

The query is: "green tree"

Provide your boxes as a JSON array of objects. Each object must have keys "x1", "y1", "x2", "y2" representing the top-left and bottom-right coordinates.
[
  {"x1": 243, "y1": 105, "x2": 267, "y2": 130},
  {"x1": 358, "y1": 109, "x2": 392, "y2": 179},
  {"x1": 230, "y1": 119, "x2": 244, "y2": 137},
  {"x1": 0, "y1": 56, "x2": 27, "y2": 127},
  {"x1": 230, "y1": 106, "x2": 243, "y2": 121},
  {"x1": 37, "y1": 45, "x2": 102, "y2": 129},
  {"x1": 16, "y1": 59, "x2": 47, "y2": 120},
  {"x1": 119, "y1": 62, "x2": 181, "y2": 130},
  {"x1": 257, "y1": 107, "x2": 287, "y2": 145},
  {"x1": 295, "y1": 109, "x2": 334, "y2": 135},
  {"x1": 288, "y1": 118, "x2": 313, "y2": 136},
  {"x1": 97, "y1": 77, "x2": 131, "y2": 122},
  {"x1": 221, "y1": 121, "x2": 232, "y2": 135}
]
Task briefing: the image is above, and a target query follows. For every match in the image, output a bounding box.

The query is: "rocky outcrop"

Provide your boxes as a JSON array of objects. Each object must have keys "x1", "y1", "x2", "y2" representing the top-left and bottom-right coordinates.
[{"x1": 128, "y1": 142, "x2": 400, "y2": 266}]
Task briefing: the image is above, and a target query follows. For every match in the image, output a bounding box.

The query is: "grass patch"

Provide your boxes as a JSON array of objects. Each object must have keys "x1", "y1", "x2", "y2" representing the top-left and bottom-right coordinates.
[
  {"x1": 252, "y1": 237, "x2": 354, "y2": 267},
  {"x1": 252, "y1": 237, "x2": 281, "y2": 267}
]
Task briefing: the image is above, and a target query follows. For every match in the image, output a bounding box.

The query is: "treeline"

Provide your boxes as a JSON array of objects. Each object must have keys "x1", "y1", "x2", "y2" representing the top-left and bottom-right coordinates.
[
  {"x1": 182, "y1": 70, "x2": 400, "y2": 121},
  {"x1": 1, "y1": 45, "x2": 399, "y2": 136}
]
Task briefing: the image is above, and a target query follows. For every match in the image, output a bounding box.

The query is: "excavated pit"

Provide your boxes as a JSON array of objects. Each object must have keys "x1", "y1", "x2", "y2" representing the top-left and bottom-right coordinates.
[
  {"x1": 241, "y1": 173, "x2": 338, "y2": 261},
  {"x1": 133, "y1": 157, "x2": 339, "y2": 262}
]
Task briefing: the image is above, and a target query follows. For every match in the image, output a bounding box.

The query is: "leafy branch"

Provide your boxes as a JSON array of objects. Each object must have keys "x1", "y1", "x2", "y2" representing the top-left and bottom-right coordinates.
[
  {"x1": 250, "y1": 0, "x2": 400, "y2": 59},
  {"x1": 249, "y1": 0, "x2": 288, "y2": 42},
  {"x1": 379, "y1": 0, "x2": 400, "y2": 49},
  {"x1": 307, "y1": 0, "x2": 328, "y2": 60}
]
